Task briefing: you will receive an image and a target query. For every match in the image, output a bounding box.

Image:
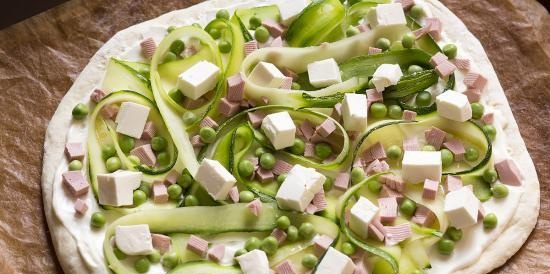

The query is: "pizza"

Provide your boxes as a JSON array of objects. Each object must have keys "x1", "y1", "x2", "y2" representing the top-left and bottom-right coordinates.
[{"x1": 41, "y1": 0, "x2": 540, "y2": 273}]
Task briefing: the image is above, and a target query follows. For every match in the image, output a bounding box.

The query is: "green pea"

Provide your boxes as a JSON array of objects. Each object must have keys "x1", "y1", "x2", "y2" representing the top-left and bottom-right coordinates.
[
  {"x1": 276, "y1": 174, "x2": 287, "y2": 184},
  {"x1": 139, "y1": 181, "x2": 150, "y2": 197},
  {"x1": 249, "y1": 16, "x2": 262, "y2": 30},
  {"x1": 483, "y1": 213, "x2": 498, "y2": 229},
  {"x1": 216, "y1": 9, "x2": 230, "y2": 20},
  {"x1": 91, "y1": 212, "x2": 106, "y2": 228},
  {"x1": 482, "y1": 169, "x2": 498, "y2": 183},
  {"x1": 234, "y1": 248, "x2": 248, "y2": 257},
  {"x1": 368, "y1": 79, "x2": 376, "y2": 89},
  {"x1": 177, "y1": 173, "x2": 193, "y2": 189},
  {"x1": 289, "y1": 138, "x2": 306, "y2": 155},
  {"x1": 182, "y1": 112, "x2": 197, "y2": 125},
  {"x1": 119, "y1": 135, "x2": 135, "y2": 153},
  {"x1": 259, "y1": 153, "x2": 276, "y2": 169},
  {"x1": 169, "y1": 88, "x2": 184, "y2": 103},
  {"x1": 492, "y1": 183, "x2": 509, "y2": 198},
  {"x1": 72, "y1": 103, "x2": 89, "y2": 120},
  {"x1": 408, "y1": 65, "x2": 424, "y2": 74},
  {"x1": 134, "y1": 257, "x2": 150, "y2": 273},
  {"x1": 102, "y1": 144, "x2": 117, "y2": 159},
  {"x1": 351, "y1": 167, "x2": 365, "y2": 185},
  {"x1": 255, "y1": 147, "x2": 268, "y2": 157},
  {"x1": 387, "y1": 145, "x2": 403, "y2": 160},
  {"x1": 113, "y1": 247, "x2": 126, "y2": 260},
  {"x1": 299, "y1": 222, "x2": 315, "y2": 240},
  {"x1": 323, "y1": 177, "x2": 334, "y2": 191},
  {"x1": 148, "y1": 249, "x2": 161, "y2": 263},
  {"x1": 169, "y1": 39, "x2": 185, "y2": 56},
  {"x1": 199, "y1": 127, "x2": 216, "y2": 143},
  {"x1": 370, "y1": 103, "x2": 388, "y2": 119},
  {"x1": 277, "y1": 216, "x2": 291, "y2": 230},
  {"x1": 410, "y1": 5, "x2": 425, "y2": 19},
  {"x1": 401, "y1": 32, "x2": 415, "y2": 49},
  {"x1": 163, "y1": 52, "x2": 178, "y2": 63},
  {"x1": 162, "y1": 252, "x2": 179, "y2": 269},
  {"x1": 437, "y1": 239, "x2": 455, "y2": 255},
  {"x1": 238, "y1": 160, "x2": 255, "y2": 178},
  {"x1": 400, "y1": 198, "x2": 417, "y2": 217},
  {"x1": 245, "y1": 237, "x2": 262, "y2": 251},
  {"x1": 151, "y1": 136, "x2": 167, "y2": 152},
  {"x1": 441, "y1": 149, "x2": 454, "y2": 168},
  {"x1": 367, "y1": 179, "x2": 382, "y2": 193},
  {"x1": 167, "y1": 25, "x2": 176, "y2": 33},
  {"x1": 422, "y1": 145, "x2": 436, "y2": 151},
  {"x1": 464, "y1": 147, "x2": 479, "y2": 162},
  {"x1": 341, "y1": 242, "x2": 356, "y2": 256},
  {"x1": 376, "y1": 37, "x2": 391, "y2": 51},
  {"x1": 106, "y1": 157, "x2": 121, "y2": 172},
  {"x1": 416, "y1": 91, "x2": 432, "y2": 107},
  {"x1": 239, "y1": 191, "x2": 255, "y2": 203},
  {"x1": 184, "y1": 195, "x2": 199, "y2": 206},
  {"x1": 346, "y1": 26, "x2": 360, "y2": 37},
  {"x1": 482, "y1": 125, "x2": 496, "y2": 141},
  {"x1": 291, "y1": 82, "x2": 301, "y2": 90},
  {"x1": 471, "y1": 103, "x2": 484, "y2": 119},
  {"x1": 168, "y1": 184, "x2": 183, "y2": 200},
  {"x1": 218, "y1": 40, "x2": 232, "y2": 54},
  {"x1": 442, "y1": 44, "x2": 458, "y2": 59},
  {"x1": 133, "y1": 189, "x2": 147, "y2": 206},
  {"x1": 302, "y1": 253, "x2": 318, "y2": 269},
  {"x1": 445, "y1": 226, "x2": 463, "y2": 241},
  {"x1": 314, "y1": 143, "x2": 333, "y2": 160},
  {"x1": 261, "y1": 236, "x2": 279, "y2": 254},
  {"x1": 286, "y1": 225, "x2": 299, "y2": 242},
  {"x1": 254, "y1": 26, "x2": 270, "y2": 43},
  {"x1": 68, "y1": 160, "x2": 83, "y2": 171},
  {"x1": 156, "y1": 152, "x2": 170, "y2": 166},
  {"x1": 387, "y1": 105, "x2": 403, "y2": 119},
  {"x1": 209, "y1": 28, "x2": 221, "y2": 39}
]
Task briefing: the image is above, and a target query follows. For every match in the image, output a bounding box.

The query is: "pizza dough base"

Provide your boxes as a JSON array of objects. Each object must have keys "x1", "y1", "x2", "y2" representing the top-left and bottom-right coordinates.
[{"x1": 41, "y1": 0, "x2": 540, "y2": 273}]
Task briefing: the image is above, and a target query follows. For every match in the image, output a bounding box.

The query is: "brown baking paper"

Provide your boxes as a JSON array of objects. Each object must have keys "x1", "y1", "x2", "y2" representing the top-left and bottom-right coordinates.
[{"x1": 0, "y1": 0, "x2": 547, "y2": 273}]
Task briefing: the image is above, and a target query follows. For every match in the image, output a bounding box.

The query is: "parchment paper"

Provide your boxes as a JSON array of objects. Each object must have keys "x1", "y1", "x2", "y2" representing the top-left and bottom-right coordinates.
[{"x1": 0, "y1": 0, "x2": 547, "y2": 273}]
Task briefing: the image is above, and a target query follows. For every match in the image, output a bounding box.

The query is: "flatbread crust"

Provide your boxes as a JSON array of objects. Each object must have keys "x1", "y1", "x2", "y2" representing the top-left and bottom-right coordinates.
[{"x1": 41, "y1": 0, "x2": 539, "y2": 273}]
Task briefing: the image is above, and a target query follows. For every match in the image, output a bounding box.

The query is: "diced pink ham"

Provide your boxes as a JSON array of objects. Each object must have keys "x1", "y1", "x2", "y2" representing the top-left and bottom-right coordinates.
[
  {"x1": 368, "y1": 218, "x2": 386, "y2": 241},
  {"x1": 315, "y1": 119, "x2": 336, "y2": 137},
  {"x1": 444, "y1": 175, "x2": 463, "y2": 192},
  {"x1": 413, "y1": 26, "x2": 430, "y2": 40},
  {"x1": 378, "y1": 197, "x2": 398, "y2": 223},
  {"x1": 425, "y1": 18, "x2": 442, "y2": 40},
  {"x1": 256, "y1": 168, "x2": 274, "y2": 183},
  {"x1": 395, "y1": 0, "x2": 415, "y2": 10},
  {"x1": 164, "y1": 170, "x2": 180, "y2": 185},
  {"x1": 368, "y1": 47, "x2": 382, "y2": 55},
  {"x1": 130, "y1": 144, "x2": 157, "y2": 166},
  {"x1": 380, "y1": 185, "x2": 404, "y2": 202},
  {"x1": 281, "y1": 67, "x2": 299, "y2": 80},
  {"x1": 429, "y1": 52, "x2": 448, "y2": 67},
  {"x1": 227, "y1": 73, "x2": 245, "y2": 102},
  {"x1": 443, "y1": 139, "x2": 465, "y2": 161},
  {"x1": 279, "y1": 77, "x2": 293, "y2": 90},
  {"x1": 379, "y1": 174, "x2": 405, "y2": 192},
  {"x1": 312, "y1": 190, "x2": 328, "y2": 211},
  {"x1": 451, "y1": 58, "x2": 471, "y2": 71},
  {"x1": 228, "y1": 186, "x2": 239, "y2": 203},
  {"x1": 219, "y1": 97, "x2": 241, "y2": 117},
  {"x1": 262, "y1": 20, "x2": 285, "y2": 37},
  {"x1": 402, "y1": 110, "x2": 417, "y2": 121},
  {"x1": 353, "y1": 260, "x2": 370, "y2": 274},
  {"x1": 152, "y1": 181, "x2": 168, "y2": 203},
  {"x1": 248, "y1": 111, "x2": 266, "y2": 128},
  {"x1": 74, "y1": 198, "x2": 88, "y2": 215},
  {"x1": 384, "y1": 223, "x2": 412, "y2": 246},
  {"x1": 495, "y1": 158, "x2": 522, "y2": 186},
  {"x1": 481, "y1": 112, "x2": 494, "y2": 124},
  {"x1": 62, "y1": 171, "x2": 89, "y2": 197},
  {"x1": 334, "y1": 173, "x2": 350, "y2": 191},
  {"x1": 270, "y1": 36, "x2": 284, "y2": 47},
  {"x1": 187, "y1": 235, "x2": 209, "y2": 257},
  {"x1": 304, "y1": 142, "x2": 315, "y2": 157},
  {"x1": 191, "y1": 135, "x2": 204, "y2": 147},
  {"x1": 182, "y1": 97, "x2": 205, "y2": 109},
  {"x1": 366, "y1": 89, "x2": 383, "y2": 107},
  {"x1": 208, "y1": 244, "x2": 226, "y2": 262},
  {"x1": 362, "y1": 142, "x2": 387, "y2": 163},
  {"x1": 403, "y1": 137, "x2": 420, "y2": 151},
  {"x1": 271, "y1": 228, "x2": 288, "y2": 244},
  {"x1": 365, "y1": 159, "x2": 390, "y2": 175},
  {"x1": 478, "y1": 202, "x2": 486, "y2": 221},
  {"x1": 272, "y1": 160, "x2": 293, "y2": 175},
  {"x1": 244, "y1": 40, "x2": 259, "y2": 55},
  {"x1": 411, "y1": 205, "x2": 435, "y2": 227},
  {"x1": 463, "y1": 72, "x2": 487, "y2": 90},
  {"x1": 151, "y1": 233, "x2": 171, "y2": 254},
  {"x1": 65, "y1": 142, "x2": 85, "y2": 161},
  {"x1": 331, "y1": 103, "x2": 342, "y2": 122},
  {"x1": 101, "y1": 104, "x2": 119, "y2": 119},
  {"x1": 464, "y1": 88, "x2": 482, "y2": 103},
  {"x1": 300, "y1": 120, "x2": 316, "y2": 140},
  {"x1": 140, "y1": 121, "x2": 157, "y2": 140},
  {"x1": 140, "y1": 37, "x2": 156, "y2": 59},
  {"x1": 200, "y1": 116, "x2": 219, "y2": 129},
  {"x1": 275, "y1": 260, "x2": 297, "y2": 274},
  {"x1": 305, "y1": 204, "x2": 318, "y2": 214},
  {"x1": 425, "y1": 126, "x2": 447, "y2": 149},
  {"x1": 313, "y1": 235, "x2": 334, "y2": 255},
  {"x1": 247, "y1": 199, "x2": 263, "y2": 216},
  {"x1": 90, "y1": 88, "x2": 106, "y2": 103},
  {"x1": 357, "y1": 24, "x2": 370, "y2": 33},
  {"x1": 436, "y1": 60, "x2": 457, "y2": 78},
  {"x1": 422, "y1": 179, "x2": 439, "y2": 200},
  {"x1": 248, "y1": 156, "x2": 260, "y2": 168}
]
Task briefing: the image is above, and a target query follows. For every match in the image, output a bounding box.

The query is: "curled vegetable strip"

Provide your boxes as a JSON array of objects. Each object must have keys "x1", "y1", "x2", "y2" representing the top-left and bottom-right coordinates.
[{"x1": 204, "y1": 18, "x2": 245, "y2": 78}]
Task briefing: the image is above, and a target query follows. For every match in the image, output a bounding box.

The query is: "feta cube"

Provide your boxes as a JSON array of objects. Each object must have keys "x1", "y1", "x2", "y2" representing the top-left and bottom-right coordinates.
[
  {"x1": 341, "y1": 93, "x2": 368, "y2": 131},
  {"x1": 349, "y1": 197, "x2": 379, "y2": 239},
  {"x1": 307, "y1": 58, "x2": 342, "y2": 88},
  {"x1": 401, "y1": 151, "x2": 442, "y2": 183},
  {"x1": 97, "y1": 171, "x2": 142, "y2": 206},
  {"x1": 444, "y1": 187, "x2": 479, "y2": 228},
  {"x1": 277, "y1": 0, "x2": 309, "y2": 26},
  {"x1": 261, "y1": 111, "x2": 296, "y2": 150},
  {"x1": 316, "y1": 247, "x2": 355, "y2": 274},
  {"x1": 194, "y1": 159, "x2": 237, "y2": 200},
  {"x1": 248, "y1": 62, "x2": 286, "y2": 88},
  {"x1": 236, "y1": 249, "x2": 270, "y2": 274},
  {"x1": 366, "y1": 3, "x2": 407, "y2": 28},
  {"x1": 177, "y1": 61, "x2": 220, "y2": 100},
  {"x1": 276, "y1": 164, "x2": 325, "y2": 212},
  {"x1": 115, "y1": 102, "x2": 150, "y2": 138},
  {"x1": 436, "y1": 90, "x2": 473, "y2": 122},
  {"x1": 115, "y1": 224, "x2": 153, "y2": 256},
  {"x1": 371, "y1": 64, "x2": 403, "y2": 91}
]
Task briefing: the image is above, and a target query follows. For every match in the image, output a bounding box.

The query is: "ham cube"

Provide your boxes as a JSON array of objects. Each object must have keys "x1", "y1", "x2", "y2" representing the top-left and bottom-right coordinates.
[
  {"x1": 187, "y1": 235, "x2": 209, "y2": 257},
  {"x1": 435, "y1": 60, "x2": 457, "y2": 78},
  {"x1": 422, "y1": 179, "x2": 439, "y2": 200},
  {"x1": 368, "y1": 217, "x2": 386, "y2": 242},
  {"x1": 478, "y1": 202, "x2": 486, "y2": 221},
  {"x1": 384, "y1": 223, "x2": 412, "y2": 246},
  {"x1": 276, "y1": 260, "x2": 297, "y2": 274},
  {"x1": 316, "y1": 119, "x2": 336, "y2": 137},
  {"x1": 256, "y1": 168, "x2": 274, "y2": 183},
  {"x1": 227, "y1": 73, "x2": 245, "y2": 102},
  {"x1": 74, "y1": 198, "x2": 88, "y2": 215},
  {"x1": 247, "y1": 199, "x2": 263, "y2": 216},
  {"x1": 305, "y1": 204, "x2": 318, "y2": 214},
  {"x1": 451, "y1": 58, "x2": 471, "y2": 71},
  {"x1": 219, "y1": 97, "x2": 240, "y2": 117},
  {"x1": 443, "y1": 139, "x2": 466, "y2": 161},
  {"x1": 403, "y1": 137, "x2": 420, "y2": 151},
  {"x1": 300, "y1": 120, "x2": 316, "y2": 141},
  {"x1": 262, "y1": 20, "x2": 285, "y2": 37},
  {"x1": 334, "y1": 173, "x2": 350, "y2": 191},
  {"x1": 272, "y1": 160, "x2": 293, "y2": 175},
  {"x1": 244, "y1": 40, "x2": 259, "y2": 55},
  {"x1": 429, "y1": 52, "x2": 448, "y2": 67},
  {"x1": 481, "y1": 112, "x2": 494, "y2": 124},
  {"x1": 495, "y1": 158, "x2": 522, "y2": 186},
  {"x1": 357, "y1": 24, "x2": 370, "y2": 33},
  {"x1": 413, "y1": 26, "x2": 430, "y2": 40},
  {"x1": 208, "y1": 244, "x2": 226, "y2": 262},
  {"x1": 444, "y1": 175, "x2": 463, "y2": 192},
  {"x1": 304, "y1": 142, "x2": 315, "y2": 157},
  {"x1": 90, "y1": 88, "x2": 106, "y2": 103},
  {"x1": 281, "y1": 67, "x2": 299, "y2": 80},
  {"x1": 411, "y1": 205, "x2": 435, "y2": 227},
  {"x1": 331, "y1": 103, "x2": 342, "y2": 122},
  {"x1": 379, "y1": 174, "x2": 405, "y2": 192},
  {"x1": 312, "y1": 190, "x2": 328, "y2": 211},
  {"x1": 228, "y1": 186, "x2": 239, "y2": 203},
  {"x1": 140, "y1": 121, "x2": 157, "y2": 140},
  {"x1": 313, "y1": 235, "x2": 334, "y2": 255},
  {"x1": 368, "y1": 47, "x2": 383, "y2": 55},
  {"x1": 130, "y1": 144, "x2": 156, "y2": 166},
  {"x1": 463, "y1": 72, "x2": 487, "y2": 90},
  {"x1": 380, "y1": 185, "x2": 403, "y2": 201},
  {"x1": 402, "y1": 110, "x2": 417, "y2": 121},
  {"x1": 425, "y1": 126, "x2": 447, "y2": 149},
  {"x1": 378, "y1": 197, "x2": 398, "y2": 223},
  {"x1": 362, "y1": 142, "x2": 387, "y2": 163},
  {"x1": 164, "y1": 170, "x2": 180, "y2": 185},
  {"x1": 200, "y1": 116, "x2": 219, "y2": 129},
  {"x1": 365, "y1": 159, "x2": 390, "y2": 175},
  {"x1": 425, "y1": 18, "x2": 442, "y2": 40},
  {"x1": 151, "y1": 233, "x2": 171, "y2": 254},
  {"x1": 191, "y1": 135, "x2": 204, "y2": 147},
  {"x1": 62, "y1": 171, "x2": 89, "y2": 197},
  {"x1": 270, "y1": 36, "x2": 284, "y2": 48},
  {"x1": 366, "y1": 89, "x2": 383, "y2": 107},
  {"x1": 271, "y1": 228, "x2": 288, "y2": 244},
  {"x1": 247, "y1": 111, "x2": 266, "y2": 128},
  {"x1": 65, "y1": 142, "x2": 85, "y2": 161},
  {"x1": 464, "y1": 88, "x2": 482, "y2": 103},
  {"x1": 152, "y1": 181, "x2": 168, "y2": 203},
  {"x1": 140, "y1": 37, "x2": 156, "y2": 59}
]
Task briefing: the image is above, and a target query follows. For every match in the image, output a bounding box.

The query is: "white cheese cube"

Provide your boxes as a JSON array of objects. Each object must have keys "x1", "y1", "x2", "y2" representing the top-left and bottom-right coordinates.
[
  {"x1": 261, "y1": 111, "x2": 296, "y2": 150},
  {"x1": 115, "y1": 224, "x2": 153, "y2": 256},
  {"x1": 371, "y1": 64, "x2": 403, "y2": 91},
  {"x1": 349, "y1": 197, "x2": 379, "y2": 239},
  {"x1": 248, "y1": 62, "x2": 286, "y2": 88},
  {"x1": 97, "y1": 171, "x2": 142, "y2": 206},
  {"x1": 236, "y1": 249, "x2": 270, "y2": 274},
  {"x1": 436, "y1": 90, "x2": 473, "y2": 122},
  {"x1": 177, "y1": 61, "x2": 220, "y2": 100},
  {"x1": 194, "y1": 159, "x2": 237, "y2": 200},
  {"x1": 401, "y1": 151, "x2": 442, "y2": 183},
  {"x1": 277, "y1": 0, "x2": 309, "y2": 26},
  {"x1": 115, "y1": 102, "x2": 150, "y2": 138},
  {"x1": 307, "y1": 58, "x2": 342, "y2": 88},
  {"x1": 341, "y1": 93, "x2": 368, "y2": 132},
  {"x1": 316, "y1": 247, "x2": 355, "y2": 274},
  {"x1": 444, "y1": 187, "x2": 479, "y2": 228},
  {"x1": 366, "y1": 3, "x2": 407, "y2": 28},
  {"x1": 276, "y1": 164, "x2": 325, "y2": 212}
]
